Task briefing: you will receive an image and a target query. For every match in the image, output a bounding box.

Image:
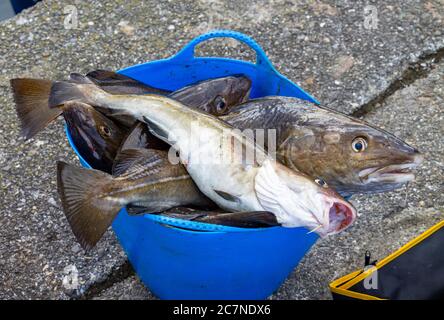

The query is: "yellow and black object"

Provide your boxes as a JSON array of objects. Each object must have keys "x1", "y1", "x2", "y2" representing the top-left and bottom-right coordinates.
[{"x1": 330, "y1": 220, "x2": 444, "y2": 300}]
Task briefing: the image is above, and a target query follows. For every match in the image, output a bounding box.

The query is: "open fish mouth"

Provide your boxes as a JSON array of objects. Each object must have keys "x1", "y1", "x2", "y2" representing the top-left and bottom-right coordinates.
[
  {"x1": 324, "y1": 200, "x2": 356, "y2": 235},
  {"x1": 358, "y1": 156, "x2": 423, "y2": 184},
  {"x1": 310, "y1": 199, "x2": 357, "y2": 237}
]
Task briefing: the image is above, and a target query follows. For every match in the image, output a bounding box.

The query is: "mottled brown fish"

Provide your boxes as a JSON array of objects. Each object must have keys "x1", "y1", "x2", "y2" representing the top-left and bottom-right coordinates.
[
  {"x1": 221, "y1": 96, "x2": 423, "y2": 195},
  {"x1": 57, "y1": 149, "x2": 215, "y2": 250},
  {"x1": 169, "y1": 75, "x2": 251, "y2": 115},
  {"x1": 120, "y1": 96, "x2": 423, "y2": 196}
]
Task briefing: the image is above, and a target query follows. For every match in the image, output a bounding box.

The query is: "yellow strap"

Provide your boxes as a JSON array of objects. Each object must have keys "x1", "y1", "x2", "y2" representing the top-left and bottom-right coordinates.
[
  {"x1": 330, "y1": 219, "x2": 444, "y2": 299},
  {"x1": 330, "y1": 286, "x2": 385, "y2": 300}
]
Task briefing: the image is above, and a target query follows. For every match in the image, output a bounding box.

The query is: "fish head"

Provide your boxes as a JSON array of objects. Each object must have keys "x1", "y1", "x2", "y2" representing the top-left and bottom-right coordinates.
[
  {"x1": 272, "y1": 162, "x2": 357, "y2": 236},
  {"x1": 63, "y1": 102, "x2": 126, "y2": 169},
  {"x1": 349, "y1": 127, "x2": 423, "y2": 192},
  {"x1": 280, "y1": 112, "x2": 423, "y2": 195},
  {"x1": 203, "y1": 75, "x2": 252, "y2": 116},
  {"x1": 169, "y1": 75, "x2": 251, "y2": 116}
]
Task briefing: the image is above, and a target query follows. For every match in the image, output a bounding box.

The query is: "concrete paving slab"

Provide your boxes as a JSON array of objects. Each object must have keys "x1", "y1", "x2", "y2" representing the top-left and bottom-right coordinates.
[
  {"x1": 271, "y1": 58, "x2": 444, "y2": 300},
  {"x1": 0, "y1": 0, "x2": 442, "y2": 299}
]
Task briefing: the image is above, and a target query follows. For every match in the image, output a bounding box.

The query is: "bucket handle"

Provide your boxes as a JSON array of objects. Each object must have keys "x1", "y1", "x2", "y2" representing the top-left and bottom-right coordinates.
[{"x1": 173, "y1": 30, "x2": 275, "y2": 70}]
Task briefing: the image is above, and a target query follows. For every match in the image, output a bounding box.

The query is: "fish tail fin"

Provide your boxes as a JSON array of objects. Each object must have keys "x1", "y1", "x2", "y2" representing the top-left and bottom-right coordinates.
[
  {"x1": 10, "y1": 78, "x2": 62, "y2": 139},
  {"x1": 49, "y1": 76, "x2": 100, "y2": 108},
  {"x1": 57, "y1": 161, "x2": 122, "y2": 251}
]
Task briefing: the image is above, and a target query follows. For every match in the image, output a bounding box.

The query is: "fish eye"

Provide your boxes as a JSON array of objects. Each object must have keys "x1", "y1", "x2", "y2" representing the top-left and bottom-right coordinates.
[
  {"x1": 99, "y1": 125, "x2": 111, "y2": 137},
  {"x1": 352, "y1": 137, "x2": 368, "y2": 153},
  {"x1": 213, "y1": 96, "x2": 227, "y2": 114},
  {"x1": 315, "y1": 178, "x2": 328, "y2": 188}
]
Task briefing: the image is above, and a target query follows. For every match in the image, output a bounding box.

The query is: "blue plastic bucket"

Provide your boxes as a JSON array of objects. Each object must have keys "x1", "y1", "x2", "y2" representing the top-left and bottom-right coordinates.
[{"x1": 65, "y1": 30, "x2": 319, "y2": 300}]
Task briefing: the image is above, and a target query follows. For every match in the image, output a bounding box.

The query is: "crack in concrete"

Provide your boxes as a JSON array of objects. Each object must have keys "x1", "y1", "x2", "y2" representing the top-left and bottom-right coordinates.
[
  {"x1": 77, "y1": 260, "x2": 135, "y2": 300},
  {"x1": 351, "y1": 47, "x2": 444, "y2": 118}
]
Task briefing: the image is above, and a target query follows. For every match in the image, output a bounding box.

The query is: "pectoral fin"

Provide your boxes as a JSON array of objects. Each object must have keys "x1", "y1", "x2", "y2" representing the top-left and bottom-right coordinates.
[
  {"x1": 142, "y1": 116, "x2": 174, "y2": 146},
  {"x1": 254, "y1": 160, "x2": 296, "y2": 224}
]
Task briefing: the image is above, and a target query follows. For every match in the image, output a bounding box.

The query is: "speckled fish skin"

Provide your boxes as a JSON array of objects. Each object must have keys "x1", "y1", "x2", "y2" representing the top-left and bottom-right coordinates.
[
  {"x1": 63, "y1": 101, "x2": 127, "y2": 173},
  {"x1": 50, "y1": 79, "x2": 356, "y2": 239},
  {"x1": 221, "y1": 96, "x2": 423, "y2": 196},
  {"x1": 109, "y1": 149, "x2": 215, "y2": 212}
]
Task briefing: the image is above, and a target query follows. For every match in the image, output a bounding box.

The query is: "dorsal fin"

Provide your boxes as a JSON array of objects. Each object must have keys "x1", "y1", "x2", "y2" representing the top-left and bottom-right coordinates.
[
  {"x1": 112, "y1": 148, "x2": 170, "y2": 176},
  {"x1": 119, "y1": 122, "x2": 150, "y2": 151},
  {"x1": 85, "y1": 70, "x2": 171, "y2": 95},
  {"x1": 69, "y1": 73, "x2": 95, "y2": 84},
  {"x1": 118, "y1": 121, "x2": 170, "y2": 155},
  {"x1": 113, "y1": 148, "x2": 154, "y2": 176}
]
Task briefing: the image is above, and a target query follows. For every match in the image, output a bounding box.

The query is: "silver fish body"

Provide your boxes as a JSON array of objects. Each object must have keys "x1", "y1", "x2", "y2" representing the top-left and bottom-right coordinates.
[{"x1": 83, "y1": 72, "x2": 252, "y2": 128}]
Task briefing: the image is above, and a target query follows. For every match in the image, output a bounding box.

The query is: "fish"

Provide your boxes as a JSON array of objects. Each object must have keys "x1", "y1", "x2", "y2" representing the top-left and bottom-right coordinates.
[
  {"x1": 119, "y1": 95, "x2": 423, "y2": 196},
  {"x1": 117, "y1": 121, "x2": 170, "y2": 153},
  {"x1": 70, "y1": 71, "x2": 170, "y2": 128},
  {"x1": 40, "y1": 76, "x2": 356, "y2": 245},
  {"x1": 160, "y1": 207, "x2": 280, "y2": 228},
  {"x1": 83, "y1": 69, "x2": 171, "y2": 95},
  {"x1": 57, "y1": 148, "x2": 215, "y2": 250},
  {"x1": 91, "y1": 73, "x2": 252, "y2": 128},
  {"x1": 65, "y1": 101, "x2": 167, "y2": 173},
  {"x1": 11, "y1": 73, "x2": 251, "y2": 139},
  {"x1": 84, "y1": 70, "x2": 251, "y2": 116},
  {"x1": 62, "y1": 101, "x2": 127, "y2": 173},
  {"x1": 220, "y1": 96, "x2": 424, "y2": 195},
  {"x1": 169, "y1": 74, "x2": 251, "y2": 115}
]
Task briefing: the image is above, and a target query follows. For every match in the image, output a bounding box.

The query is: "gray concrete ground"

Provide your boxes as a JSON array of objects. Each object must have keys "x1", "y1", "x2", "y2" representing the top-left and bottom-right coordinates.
[{"x1": 0, "y1": 0, "x2": 442, "y2": 299}]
